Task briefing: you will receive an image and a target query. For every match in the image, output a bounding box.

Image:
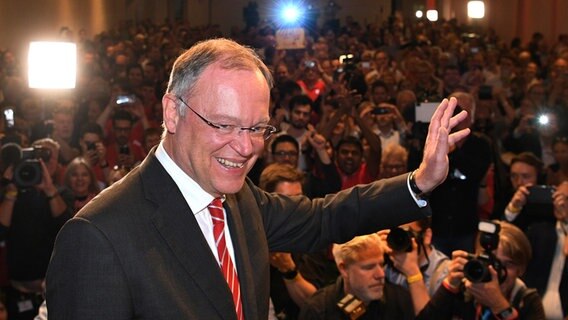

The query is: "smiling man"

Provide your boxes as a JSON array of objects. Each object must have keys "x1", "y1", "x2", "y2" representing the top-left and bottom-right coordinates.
[{"x1": 46, "y1": 38, "x2": 470, "y2": 319}]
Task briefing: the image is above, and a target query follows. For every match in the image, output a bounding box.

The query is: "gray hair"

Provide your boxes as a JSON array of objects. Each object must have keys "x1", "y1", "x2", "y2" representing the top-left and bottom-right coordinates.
[
  {"x1": 165, "y1": 38, "x2": 273, "y2": 117},
  {"x1": 332, "y1": 233, "x2": 383, "y2": 267}
]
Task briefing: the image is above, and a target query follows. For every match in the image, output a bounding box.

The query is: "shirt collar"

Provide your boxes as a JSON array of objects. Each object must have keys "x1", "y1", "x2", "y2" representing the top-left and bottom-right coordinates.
[{"x1": 155, "y1": 142, "x2": 224, "y2": 215}]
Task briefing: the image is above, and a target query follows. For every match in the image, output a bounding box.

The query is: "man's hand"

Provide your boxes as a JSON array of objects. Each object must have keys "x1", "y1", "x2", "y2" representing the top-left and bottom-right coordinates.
[
  {"x1": 553, "y1": 182, "x2": 568, "y2": 223},
  {"x1": 465, "y1": 266, "x2": 510, "y2": 314},
  {"x1": 390, "y1": 238, "x2": 421, "y2": 277},
  {"x1": 509, "y1": 184, "x2": 531, "y2": 212},
  {"x1": 414, "y1": 97, "x2": 470, "y2": 193},
  {"x1": 37, "y1": 159, "x2": 57, "y2": 196},
  {"x1": 269, "y1": 252, "x2": 296, "y2": 272},
  {"x1": 446, "y1": 250, "x2": 469, "y2": 289}
]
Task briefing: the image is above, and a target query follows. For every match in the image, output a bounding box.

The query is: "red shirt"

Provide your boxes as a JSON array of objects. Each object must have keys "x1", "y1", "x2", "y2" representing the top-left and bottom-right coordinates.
[{"x1": 337, "y1": 162, "x2": 374, "y2": 190}]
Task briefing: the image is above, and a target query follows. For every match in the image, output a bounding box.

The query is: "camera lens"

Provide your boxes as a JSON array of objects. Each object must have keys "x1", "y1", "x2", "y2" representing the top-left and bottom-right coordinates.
[
  {"x1": 463, "y1": 259, "x2": 490, "y2": 283},
  {"x1": 386, "y1": 228, "x2": 413, "y2": 252},
  {"x1": 14, "y1": 160, "x2": 42, "y2": 188}
]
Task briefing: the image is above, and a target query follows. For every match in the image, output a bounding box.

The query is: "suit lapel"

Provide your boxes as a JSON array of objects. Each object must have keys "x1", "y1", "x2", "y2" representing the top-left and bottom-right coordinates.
[
  {"x1": 224, "y1": 194, "x2": 259, "y2": 320},
  {"x1": 141, "y1": 153, "x2": 237, "y2": 319}
]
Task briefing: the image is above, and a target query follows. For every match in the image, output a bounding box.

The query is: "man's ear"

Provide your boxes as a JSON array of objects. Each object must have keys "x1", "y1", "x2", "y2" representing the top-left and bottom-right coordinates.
[
  {"x1": 338, "y1": 262, "x2": 348, "y2": 278},
  {"x1": 162, "y1": 94, "x2": 179, "y2": 134}
]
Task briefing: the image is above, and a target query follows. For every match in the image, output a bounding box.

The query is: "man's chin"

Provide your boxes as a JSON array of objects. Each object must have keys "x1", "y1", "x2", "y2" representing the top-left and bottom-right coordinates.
[{"x1": 213, "y1": 179, "x2": 246, "y2": 195}]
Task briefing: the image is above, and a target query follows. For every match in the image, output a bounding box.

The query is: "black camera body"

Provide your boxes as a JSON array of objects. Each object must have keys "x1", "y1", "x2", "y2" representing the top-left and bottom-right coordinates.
[
  {"x1": 386, "y1": 227, "x2": 424, "y2": 253},
  {"x1": 371, "y1": 107, "x2": 390, "y2": 115},
  {"x1": 463, "y1": 221, "x2": 507, "y2": 283},
  {"x1": 86, "y1": 141, "x2": 97, "y2": 151},
  {"x1": 13, "y1": 146, "x2": 52, "y2": 188}
]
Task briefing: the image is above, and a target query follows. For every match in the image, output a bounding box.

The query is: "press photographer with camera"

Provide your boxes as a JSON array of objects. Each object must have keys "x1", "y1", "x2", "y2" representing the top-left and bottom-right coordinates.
[
  {"x1": 0, "y1": 138, "x2": 73, "y2": 319},
  {"x1": 380, "y1": 218, "x2": 449, "y2": 308},
  {"x1": 500, "y1": 152, "x2": 556, "y2": 231},
  {"x1": 416, "y1": 221, "x2": 545, "y2": 320},
  {"x1": 78, "y1": 123, "x2": 109, "y2": 188},
  {"x1": 299, "y1": 234, "x2": 415, "y2": 320}
]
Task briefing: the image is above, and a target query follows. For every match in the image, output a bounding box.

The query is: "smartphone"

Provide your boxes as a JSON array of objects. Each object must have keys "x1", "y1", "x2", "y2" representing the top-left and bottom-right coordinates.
[
  {"x1": 526, "y1": 185, "x2": 555, "y2": 204},
  {"x1": 361, "y1": 61, "x2": 371, "y2": 69},
  {"x1": 415, "y1": 102, "x2": 439, "y2": 123},
  {"x1": 116, "y1": 95, "x2": 135, "y2": 105},
  {"x1": 304, "y1": 60, "x2": 316, "y2": 68},
  {"x1": 3, "y1": 107, "x2": 14, "y2": 128},
  {"x1": 478, "y1": 85, "x2": 493, "y2": 100}
]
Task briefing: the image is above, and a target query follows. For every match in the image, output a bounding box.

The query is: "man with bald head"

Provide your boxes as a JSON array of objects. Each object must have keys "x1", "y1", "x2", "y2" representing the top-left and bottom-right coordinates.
[{"x1": 47, "y1": 38, "x2": 470, "y2": 319}]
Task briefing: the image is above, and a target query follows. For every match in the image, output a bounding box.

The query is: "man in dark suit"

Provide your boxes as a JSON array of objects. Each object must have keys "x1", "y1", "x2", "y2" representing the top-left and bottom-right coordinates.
[
  {"x1": 524, "y1": 181, "x2": 568, "y2": 319},
  {"x1": 45, "y1": 38, "x2": 470, "y2": 319}
]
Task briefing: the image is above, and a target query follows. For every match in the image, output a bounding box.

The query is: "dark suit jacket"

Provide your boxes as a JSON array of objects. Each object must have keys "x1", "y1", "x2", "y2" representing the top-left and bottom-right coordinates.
[
  {"x1": 46, "y1": 151, "x2": 429, "y2": 319},
  {"x1": 524, "y1": 222, "x2": 568, "y2": 316}
]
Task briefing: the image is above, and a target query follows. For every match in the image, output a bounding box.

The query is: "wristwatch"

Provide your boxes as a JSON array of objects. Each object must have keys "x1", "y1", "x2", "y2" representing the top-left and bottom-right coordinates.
[
  {"x1": 280, "y1": 268, "x2": 298, "y2": 280},
  {"x1": 495, "y1": 306, "x2": 515, "y2": 320},
  {"x1": 409, "y1": 170, "x2": 424, "y2": 196}
]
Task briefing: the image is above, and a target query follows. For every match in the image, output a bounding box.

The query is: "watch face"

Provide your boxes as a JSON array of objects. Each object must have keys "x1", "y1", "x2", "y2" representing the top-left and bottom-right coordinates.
[{"x1": 498, "y1": 307, "x2": 514, "y2": 319}]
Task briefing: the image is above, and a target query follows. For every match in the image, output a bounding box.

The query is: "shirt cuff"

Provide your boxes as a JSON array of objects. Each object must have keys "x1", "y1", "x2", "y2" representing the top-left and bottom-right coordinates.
[
  {"x1": 504, "y1": 207, "x2": 520, "y2": 222},
  {"x1": 407, "y1": 173, "x2": 428, "y2": 208}
]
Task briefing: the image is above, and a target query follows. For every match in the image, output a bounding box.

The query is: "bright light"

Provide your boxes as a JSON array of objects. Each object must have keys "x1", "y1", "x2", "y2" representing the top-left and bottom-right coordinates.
[
  {"x1": 281, "y1": 4, "x2": 303, "y2": 25},
  {"x1": 28, "y1": 41, "x2": 77, "y2": 89},
  {"x1": 538, "y1": 114, "x2": 549, "y2": 126},
  {"x1": 426, "y1": 10, "x2": 438, "y2": 22},
  {"x1": 467, "y1": 1, "x2": 485, "y2": 19},
  {"x1": 415, "y1": 10, "x2": 423, "y2": 18}
]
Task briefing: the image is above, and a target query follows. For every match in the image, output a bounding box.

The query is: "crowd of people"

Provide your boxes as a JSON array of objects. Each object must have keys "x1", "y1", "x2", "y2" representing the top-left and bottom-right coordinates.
[{"x1": 0, "y1": 7, "x2": 568, "y2": 320}]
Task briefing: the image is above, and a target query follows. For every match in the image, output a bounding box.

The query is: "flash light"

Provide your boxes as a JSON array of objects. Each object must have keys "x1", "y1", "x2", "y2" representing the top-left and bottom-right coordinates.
[{"x1": 537, "y1": 114, "x2": 549, "y2": 126}]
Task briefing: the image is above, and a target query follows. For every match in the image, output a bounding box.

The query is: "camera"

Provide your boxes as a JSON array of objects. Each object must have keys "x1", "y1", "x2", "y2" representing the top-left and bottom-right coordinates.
[
  {"x1": 119, "y1": 145, "x2": 130, "y2": 155},
  {"x1": 304, "y1": 60, "x2": 316, "y2": 68},
  {"x1": 337, "y1": 293, "x2": 366, "y2": 319},
  {"x1": 463, "y1": 221, "x2": 507, "y2": 283},
  {"x1": 86, "y1": 141, "x2": 97, "y2": 151},
  {"x1": 116, "y1": 94, "x2": 135, "y2": 105},
  {"x1": 386, "y1": 227, "x2": 424, "y2": 253},
  {"x1": 0, "y1": 143, "x2": 52, "y2": 188},
  {"x1": 526, "y1": 185, "x2": 555, "y2": 204},
  {"x1": 371, "y1": 107, "x2": 390, "y2": 115}
]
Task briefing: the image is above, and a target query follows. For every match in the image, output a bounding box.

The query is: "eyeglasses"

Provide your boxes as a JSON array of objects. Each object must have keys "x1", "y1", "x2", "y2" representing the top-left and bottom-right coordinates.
[{"x1": 176, "y1": 96, "x2": 277, "y2": 140}]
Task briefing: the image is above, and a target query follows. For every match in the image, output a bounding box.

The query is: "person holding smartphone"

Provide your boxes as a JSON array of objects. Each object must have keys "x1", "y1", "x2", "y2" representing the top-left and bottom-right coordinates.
[{"x1": 500, "y1": 152, "x2": 556, "y2": 232}]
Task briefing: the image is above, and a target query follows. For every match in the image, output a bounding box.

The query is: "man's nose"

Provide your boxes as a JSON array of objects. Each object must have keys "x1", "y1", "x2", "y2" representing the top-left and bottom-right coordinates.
[
  {"x1": 231, "y1": 130, "x2": 256, "y2": 156},
  {"x1": 374, "y1": 266, "x2": 385, "y2": 279}
]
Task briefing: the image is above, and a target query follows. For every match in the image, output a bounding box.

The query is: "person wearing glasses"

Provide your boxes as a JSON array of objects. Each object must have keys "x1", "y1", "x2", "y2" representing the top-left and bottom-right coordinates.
[
  {"x1": 46, "y1": 38, "x2": 470, "y2": 319},
  {"x1": 269, "y1": 134, "x2": 341, "y2": 199}
]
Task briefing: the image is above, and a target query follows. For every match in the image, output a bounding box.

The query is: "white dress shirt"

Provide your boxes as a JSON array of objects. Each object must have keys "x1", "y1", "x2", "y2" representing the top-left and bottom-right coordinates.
[
  {"x1": 154, "y1": 142, "x2": 238, "y2": 269},
  {"x1": 541, "y1": 221, "x2": 567, "y2": 320}
]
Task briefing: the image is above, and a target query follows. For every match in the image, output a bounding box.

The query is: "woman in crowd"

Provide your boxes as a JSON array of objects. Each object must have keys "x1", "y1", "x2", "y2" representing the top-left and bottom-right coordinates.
[{"x1": 63, "y1": 157, "x2": 101, "y2": 213}]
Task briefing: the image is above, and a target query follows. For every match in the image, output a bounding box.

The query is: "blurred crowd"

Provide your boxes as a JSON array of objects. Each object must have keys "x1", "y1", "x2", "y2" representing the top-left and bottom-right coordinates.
[{"x1": 1, "y1": 8, "x2": 568, "y2": 320}]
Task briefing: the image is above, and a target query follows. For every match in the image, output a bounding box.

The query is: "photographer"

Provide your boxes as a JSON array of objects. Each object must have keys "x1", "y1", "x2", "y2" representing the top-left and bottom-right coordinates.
[
  {"x1": 299, "y1": 234, "x2": 414, "y2": 320},
  {"x1": 416, "y1": 221, "x2": 545, "y2": 320},
  {"x1": 78, "y1": 123, "x2": 109, "y2": 188},
  {"x1": 0, "y1": 138, "x2": 73, "y2": 320},
  {"x1": 500, "y1": 152, "x2": 556, "y2": 231},
  {"x1": 380, "y1": 218, "x2": 449, "y2": 308}
]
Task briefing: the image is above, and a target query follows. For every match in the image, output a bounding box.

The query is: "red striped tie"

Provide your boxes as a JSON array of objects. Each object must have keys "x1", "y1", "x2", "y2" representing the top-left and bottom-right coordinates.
[{"x1": 209, "y1": 198, "x2": 244, "y2": 320}]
